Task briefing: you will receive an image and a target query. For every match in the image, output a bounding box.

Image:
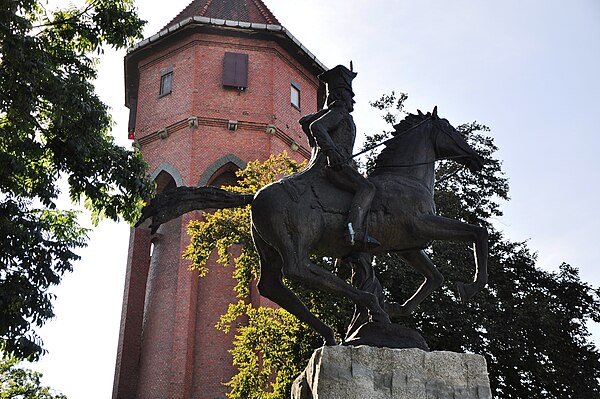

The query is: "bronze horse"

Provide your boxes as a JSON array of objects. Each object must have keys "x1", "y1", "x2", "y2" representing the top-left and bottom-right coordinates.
[
  {"x1": 249, "y1": 108, "x2": 487, "y2": 345},
  {"x1": 137, "y1": 108, "x2": 488, "y2": 346}
]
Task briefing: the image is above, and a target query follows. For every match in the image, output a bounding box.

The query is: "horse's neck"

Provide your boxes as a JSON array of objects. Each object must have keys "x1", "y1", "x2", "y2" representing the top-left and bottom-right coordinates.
[
  {"x1": 390, "y1": 163, "x2": 435, "y2": 193},
  {"x1": 372, "y1": 134, "x2": 436, "y2": 192},
  {"x1": 394, "y1": 142, "x2": 432, "y2": 167}
]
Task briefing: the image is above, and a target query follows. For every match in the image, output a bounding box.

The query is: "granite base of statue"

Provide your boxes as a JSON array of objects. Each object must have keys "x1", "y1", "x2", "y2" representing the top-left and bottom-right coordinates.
[{"x1": 291, "y1": 346, "x2": 493, "y2": 399}]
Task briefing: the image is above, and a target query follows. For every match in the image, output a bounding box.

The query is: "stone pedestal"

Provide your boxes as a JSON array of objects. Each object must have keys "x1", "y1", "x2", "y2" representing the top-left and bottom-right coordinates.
[{"x1": 291, "y1": 346, "x2": 492, "y2": 399}]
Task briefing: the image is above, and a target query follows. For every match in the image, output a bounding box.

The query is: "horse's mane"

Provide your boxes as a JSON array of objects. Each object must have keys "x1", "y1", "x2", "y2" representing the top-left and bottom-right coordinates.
[
  {"x1": 373, "y1": 111, "x2": 432, "y2": 170},
  {"x1": 392, "y1": 111, "x2": 431, "y2": 136}
]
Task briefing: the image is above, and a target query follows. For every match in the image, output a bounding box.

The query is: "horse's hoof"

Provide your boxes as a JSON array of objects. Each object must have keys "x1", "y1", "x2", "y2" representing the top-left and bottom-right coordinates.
[
  {"x1": 457, "y1": 282, "x2": 481, "y2": 303},
  {"x1": 456, "y1": 282, "x2": 469, "y2": 303},
  {"x1": 322, "y1": 329, "x2": 337, "y2": 346}
]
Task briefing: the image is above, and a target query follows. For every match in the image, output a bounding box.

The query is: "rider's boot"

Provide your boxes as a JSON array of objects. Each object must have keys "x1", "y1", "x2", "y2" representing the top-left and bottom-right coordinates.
[{"x1": 346, "y1": 203, "x2": 380, "y2": 250}]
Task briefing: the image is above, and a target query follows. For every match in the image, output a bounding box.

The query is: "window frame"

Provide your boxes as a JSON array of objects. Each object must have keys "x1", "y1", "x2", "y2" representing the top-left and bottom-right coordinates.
[
  {"x1": 291, "y1": 81, "x2": 301, "y2": 110},
  {"x1": 159, "y1": 68, "x2": 173, "y2": 97}
]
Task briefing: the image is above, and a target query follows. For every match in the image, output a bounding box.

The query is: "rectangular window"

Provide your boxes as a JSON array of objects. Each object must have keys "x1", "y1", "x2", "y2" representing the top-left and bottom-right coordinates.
[
  {"x1": 223, "y1": 52, "x2": 248, "y2": 89},
  {"x1": 291, "y1": 81, "x2": 301, "y2": 109},
  {"x1": 159, "y1": 69, "x2": 173, "y2": 97}
]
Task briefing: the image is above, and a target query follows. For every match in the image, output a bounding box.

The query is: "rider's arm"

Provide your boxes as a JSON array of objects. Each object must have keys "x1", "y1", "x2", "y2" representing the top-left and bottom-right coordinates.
[
  {"x1": 308, "y1": 109, "x2": 343, "y2": 152},
  {"x1": 299, "y1": 109, "x2": 328, "y2": 147},
  {"x1": 309, "y1": 109, "x2": 346, "y2": 169}
]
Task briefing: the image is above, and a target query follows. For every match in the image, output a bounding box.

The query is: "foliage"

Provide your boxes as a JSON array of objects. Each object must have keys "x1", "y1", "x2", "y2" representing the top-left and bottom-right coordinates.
[
  {"x1": 216, "y1": 303, "x2": 315, "y2": 399},
  {"x1": 369, "y1": 91, "x2": 408, "y2": 125},
  {"x1": 187, "y1": 93, "x2": 600, "y2": 398},
  {"x1": 185, "y1": 152, "x2": 304, "y2": 297},
  {"x1": 0, "y1": 1, "x2": 152, "y2": 360},
  {"x1": 0, "y1": 357, "x2": 66, "y2": 398}
]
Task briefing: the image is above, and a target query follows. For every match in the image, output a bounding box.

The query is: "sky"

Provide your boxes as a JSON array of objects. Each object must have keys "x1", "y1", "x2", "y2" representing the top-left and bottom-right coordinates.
[{"x1": 27, "y1": 1, "x2": 600, "y2": 397}]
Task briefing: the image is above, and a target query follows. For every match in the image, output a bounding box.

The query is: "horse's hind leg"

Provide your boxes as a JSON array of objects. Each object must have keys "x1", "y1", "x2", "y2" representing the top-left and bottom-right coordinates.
[
  {"x1": 253, "y1": 228, "x2": 336, "y2": 345},
  {"x1": 281, "y1": 249, "x2": 390, "y2": 326}
]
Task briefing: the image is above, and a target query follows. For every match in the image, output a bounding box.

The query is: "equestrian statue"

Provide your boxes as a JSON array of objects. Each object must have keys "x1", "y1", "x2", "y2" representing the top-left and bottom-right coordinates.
[{"x1": 136, "y1": 64, "x2": 489, "y2": 348}]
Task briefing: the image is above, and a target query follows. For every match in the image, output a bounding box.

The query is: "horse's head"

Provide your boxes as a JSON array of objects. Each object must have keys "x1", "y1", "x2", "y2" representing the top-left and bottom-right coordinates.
[
  {"x1": 373, "y1": 107, "x2": 485, "y2": 175},
  {"x1": 428, "y1": 107, "x2": 485, "y2": 173}
]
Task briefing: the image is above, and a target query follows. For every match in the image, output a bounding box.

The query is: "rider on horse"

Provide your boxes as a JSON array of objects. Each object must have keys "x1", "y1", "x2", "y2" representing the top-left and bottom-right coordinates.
[{"x1": 299, "y1": 64, "x2": 380, "y2": 249}]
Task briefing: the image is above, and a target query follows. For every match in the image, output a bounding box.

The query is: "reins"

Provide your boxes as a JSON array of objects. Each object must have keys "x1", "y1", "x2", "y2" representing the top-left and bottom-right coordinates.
[{"x1": 372, "y1": 155, "x2": 467, "y2": 169}]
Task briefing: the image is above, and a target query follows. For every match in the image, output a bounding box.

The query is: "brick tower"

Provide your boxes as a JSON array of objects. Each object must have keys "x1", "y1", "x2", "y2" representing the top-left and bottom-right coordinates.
[{"x1": 111, "y1": 1, "x2": 326, "y2": 398}]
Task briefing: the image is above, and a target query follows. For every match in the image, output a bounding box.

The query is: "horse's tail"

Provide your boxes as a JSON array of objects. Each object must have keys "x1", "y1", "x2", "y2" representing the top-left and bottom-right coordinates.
[{"x1": 135, "y1": 186, "x2": 254, "y2": 233}]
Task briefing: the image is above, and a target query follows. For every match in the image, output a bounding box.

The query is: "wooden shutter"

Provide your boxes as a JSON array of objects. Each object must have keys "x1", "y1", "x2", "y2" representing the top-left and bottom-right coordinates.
[{"x1": 223, "y1": 52, "x2": 248, "y2": 89}]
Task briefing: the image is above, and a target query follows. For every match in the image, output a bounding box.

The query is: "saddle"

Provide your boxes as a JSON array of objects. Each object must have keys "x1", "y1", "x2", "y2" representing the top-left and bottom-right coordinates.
[{"x1": 278, "y1": 165, "x2": 361, "y2": 215}]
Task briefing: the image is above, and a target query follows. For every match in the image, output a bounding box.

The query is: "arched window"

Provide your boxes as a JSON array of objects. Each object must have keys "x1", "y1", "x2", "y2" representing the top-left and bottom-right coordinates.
[
  {"x1": 207, "y1": 163, "x2": 240, "y2": 188},
  {"x1": 154, "y1": 170, "x2": 177, "y2": 194},
  {"x1": 198, "y1": 154, "x2": 246, "y2": 187}
]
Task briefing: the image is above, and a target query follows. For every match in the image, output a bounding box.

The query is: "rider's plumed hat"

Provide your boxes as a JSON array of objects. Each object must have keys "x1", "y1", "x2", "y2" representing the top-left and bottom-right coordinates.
[{"x1": 318, "y1": 64, "x2": 357, "y2": 95}]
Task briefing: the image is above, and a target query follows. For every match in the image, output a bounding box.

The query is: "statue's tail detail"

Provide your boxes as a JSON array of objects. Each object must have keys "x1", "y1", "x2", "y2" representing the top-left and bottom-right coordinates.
[{"x1": 135, "y1": 186, "x2": 254, "y2": 233}]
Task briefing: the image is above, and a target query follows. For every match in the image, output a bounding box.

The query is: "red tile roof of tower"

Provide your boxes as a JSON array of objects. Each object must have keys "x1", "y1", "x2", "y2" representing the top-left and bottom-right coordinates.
[{"x1": 164, "y1": 0, "x2": 280, "y2": 31}]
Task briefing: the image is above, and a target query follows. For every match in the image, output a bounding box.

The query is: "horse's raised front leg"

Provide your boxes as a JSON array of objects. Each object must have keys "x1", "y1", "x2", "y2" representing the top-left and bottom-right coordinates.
[
  {"x1": 385, "y1": 250, "x2": 444, "y2": 318},
  {"x1": 417, "y1": 214, "x2": 488, "y2": 303},
  {"x1": 253, "y1": 228, "x2": 337, "y2": 345}
]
